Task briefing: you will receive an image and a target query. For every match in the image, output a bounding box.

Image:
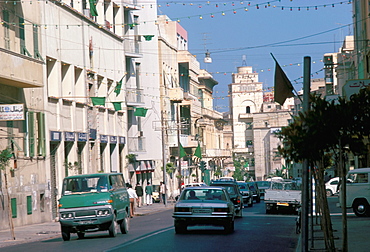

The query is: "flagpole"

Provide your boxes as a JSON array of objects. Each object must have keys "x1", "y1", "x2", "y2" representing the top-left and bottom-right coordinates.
[{"x1": 270, "y1": 53, "x2": 303, "y2": 103}]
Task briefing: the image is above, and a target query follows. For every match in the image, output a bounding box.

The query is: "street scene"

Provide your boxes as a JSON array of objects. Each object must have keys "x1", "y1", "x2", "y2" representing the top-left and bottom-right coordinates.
[{"x1": 1, "y1": 0, "x2": 370, "y2": 252}]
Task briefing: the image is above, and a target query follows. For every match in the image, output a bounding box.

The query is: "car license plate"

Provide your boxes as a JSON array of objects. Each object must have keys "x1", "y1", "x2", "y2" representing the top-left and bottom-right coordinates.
[
  {"x1": 277, "y1": 202, "x2": 289, "y2": 206},
  {"x1": 193, "y1": 209, "x2": 211, "y2": 214},
  {"x1": 79, "y1": 220, "x2": 94, "y2": 225}
]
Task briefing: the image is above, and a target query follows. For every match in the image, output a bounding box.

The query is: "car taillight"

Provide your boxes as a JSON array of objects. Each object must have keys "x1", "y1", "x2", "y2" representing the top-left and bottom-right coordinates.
[
  {"x1": 237, "y1": 197, "x2": 241, "y2": 204},
  {"x1": 175, "y1": 207, "x2": 190, "y2": 212}
]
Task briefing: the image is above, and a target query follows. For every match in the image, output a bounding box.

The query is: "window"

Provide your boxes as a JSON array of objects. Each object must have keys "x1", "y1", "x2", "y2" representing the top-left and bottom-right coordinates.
[
  {"x1": 246, "y1": 106, "x2": 251, "y2": 113},
  {"x1": 27, "y1": 196, "x2": 32, "y2": 215}
]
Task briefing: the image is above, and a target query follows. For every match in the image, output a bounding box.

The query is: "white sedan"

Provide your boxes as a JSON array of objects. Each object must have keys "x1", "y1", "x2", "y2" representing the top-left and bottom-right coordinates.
[{"x1": 172, "y1": 186, "x2": 235, "y2": 234}]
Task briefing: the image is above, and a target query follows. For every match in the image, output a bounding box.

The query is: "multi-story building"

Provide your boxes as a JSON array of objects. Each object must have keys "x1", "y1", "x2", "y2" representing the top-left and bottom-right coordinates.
[
  {"x1": 0, "y1": 0, "x2": 162, "y2": 229},
  {"x1": 228, "y1": 65, "x2": 293, "y2": 180}
]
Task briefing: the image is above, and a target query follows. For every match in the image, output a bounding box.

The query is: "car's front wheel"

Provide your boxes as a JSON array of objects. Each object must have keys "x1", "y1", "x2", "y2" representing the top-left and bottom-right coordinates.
[
  {"x1": 174, "y1": 220, "x2": 187, "y2": 234},
  {"x1": 224, "y1": 220, "x2": 234, "y2": 233},
  {"x1": 353, "y1": 199, "x2": 370, "y2": 217},
  {"x1": 109, "y1": 215, "x2": 118, "y2": 237},
  {"x1": 61, "y1": 226, "x2": 71, "y2": 241}
]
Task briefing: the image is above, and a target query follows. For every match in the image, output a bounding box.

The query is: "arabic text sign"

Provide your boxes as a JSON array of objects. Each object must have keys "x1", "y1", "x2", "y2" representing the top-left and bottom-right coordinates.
[
  {"x1": 343, "y1": 79, "x2": 370, "y2": 99},
  {"x1": 0, "y1": 104, "x2": 24, "y2": 121}
]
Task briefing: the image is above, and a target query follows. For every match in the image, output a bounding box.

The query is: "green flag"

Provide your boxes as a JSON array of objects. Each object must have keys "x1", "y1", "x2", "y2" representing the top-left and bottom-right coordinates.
[
  {"x1": 179, "y1": 143, "x2": 186, "y2": 158},
  {"x1": 112, "y1": 102, "x2": 121, "y2": 111},
  {"x1": 89, "y1": 0, "x2": 98, "y2": 16},
  {"x1": 134, "y1": 107, "x2": 148, "y2": 117},
  {"x1": 91, "y1": 97, "x2": 105, "y2": 106},
  {"x1": 194, "y1": 143, "x2": 202, "y2": 159},
  {"x1": 114, "y1": 77, "x2": 123, "y2": 96},
  {"x1": 271, "y1": 53, "x2": 294, "y2": 105}
]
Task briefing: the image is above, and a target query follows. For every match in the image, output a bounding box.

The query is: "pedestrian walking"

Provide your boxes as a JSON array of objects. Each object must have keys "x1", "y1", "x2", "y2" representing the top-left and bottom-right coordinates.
[
  {"x1": 145, "y1": 182, "x2": 153, "y2": 205},
  {"x1": 135, "y1": 183, "x2": 143, "y2": 208},
  {"x1": 127, "y1": 184, "x2": 138, "y2": 217},
  {"x1": 160, "y1": 181, "x2": 166, "y2": 205}
]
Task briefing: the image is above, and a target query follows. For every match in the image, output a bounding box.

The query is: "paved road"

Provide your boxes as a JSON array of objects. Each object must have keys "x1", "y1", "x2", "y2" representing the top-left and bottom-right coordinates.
[{"x1": 1, "y1": 201, "x2": 299, "y2": 252}]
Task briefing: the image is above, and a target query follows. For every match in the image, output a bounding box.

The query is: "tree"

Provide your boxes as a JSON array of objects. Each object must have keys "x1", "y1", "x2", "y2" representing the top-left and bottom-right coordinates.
[
  {"x1": 0, "y1": 148, "x2": 15, "y2": 240},
  {"x1": 276, "y1": 87, "x2": 370, "y2": 251}
]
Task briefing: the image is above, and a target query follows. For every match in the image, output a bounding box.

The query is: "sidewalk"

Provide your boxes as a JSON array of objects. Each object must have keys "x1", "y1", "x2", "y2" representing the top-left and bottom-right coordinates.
[
  {"x1": 0, "y1": 202, "x2": 173, "y2": 249},
  {"x1": 295, "y1": 212, "x2": 370, "y2": 252}
]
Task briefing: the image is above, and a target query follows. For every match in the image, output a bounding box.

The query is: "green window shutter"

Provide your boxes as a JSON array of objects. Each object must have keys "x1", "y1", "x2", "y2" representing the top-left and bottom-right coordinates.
[
  {"x1": 27, "y1": 196, "x2": 32, "y2": 215},
  {"x1": 11, "y1": 198, "x2": 17, "y2": 218},
  {"x1": 33, "y1": 25, "x2": 44, "y2": 62},
  {"x1": 19, "y1": 17, "x2": 31, "y2": 57},
  {"x1": 37, "y1": 112, "x2": 46, "y2": 157},
  {"x1": 28, "y1": 112, "x2": 35, "y2": 157}
]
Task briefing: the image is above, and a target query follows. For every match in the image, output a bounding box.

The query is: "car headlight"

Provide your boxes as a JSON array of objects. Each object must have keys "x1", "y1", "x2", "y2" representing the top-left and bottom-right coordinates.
[{"x1": 61, "y1": 212, "x2": 74, "y2": 219}]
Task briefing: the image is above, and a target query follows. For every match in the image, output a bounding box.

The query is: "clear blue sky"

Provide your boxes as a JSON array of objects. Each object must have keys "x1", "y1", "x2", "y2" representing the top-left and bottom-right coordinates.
[{"x1": 156, "y1": 0, "x2": 353, "y2": 112}]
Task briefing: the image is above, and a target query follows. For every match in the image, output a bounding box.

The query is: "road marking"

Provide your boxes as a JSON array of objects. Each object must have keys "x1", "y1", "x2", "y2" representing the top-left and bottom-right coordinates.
[{"x1": 104, "y1": 226, "x2": 174, "y2": 252}]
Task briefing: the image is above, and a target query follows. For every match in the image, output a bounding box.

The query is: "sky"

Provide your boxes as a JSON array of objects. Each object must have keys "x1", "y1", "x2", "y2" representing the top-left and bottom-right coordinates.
[{"x1": 156, "y1": 0, "x2": 354, "y2": 112}]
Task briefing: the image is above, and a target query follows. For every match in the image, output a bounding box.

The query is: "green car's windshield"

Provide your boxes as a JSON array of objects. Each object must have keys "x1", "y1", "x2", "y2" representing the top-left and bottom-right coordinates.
[{"x1": 62, "y1": 176, "x2": 110, "y2": 195}]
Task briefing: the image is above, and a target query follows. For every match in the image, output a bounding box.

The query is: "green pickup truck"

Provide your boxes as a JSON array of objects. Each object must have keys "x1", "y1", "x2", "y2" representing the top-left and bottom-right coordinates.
[{"x1": 58, "y1": 173, "x2": 130, "y2": 241}]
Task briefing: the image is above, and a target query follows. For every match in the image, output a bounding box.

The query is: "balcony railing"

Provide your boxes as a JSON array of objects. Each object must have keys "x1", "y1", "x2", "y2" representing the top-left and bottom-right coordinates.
[
  {"x1": 128, "y1": 137, "x2": 146, "y2": 152},
  {"x1": 126, "y1": 88, "x2": 144, "y2": 105},
  {"x1": 124, "y1": 38, "x2": 141, "y2": 56},
  {"x1": 206, "y1": 148, "x2": 232, "y2": 158}
]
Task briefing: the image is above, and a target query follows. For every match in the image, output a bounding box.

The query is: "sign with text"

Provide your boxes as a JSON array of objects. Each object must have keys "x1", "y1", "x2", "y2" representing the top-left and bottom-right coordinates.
[{"x1": 0, "y1": 104, "x2": 24, "y2": 121}]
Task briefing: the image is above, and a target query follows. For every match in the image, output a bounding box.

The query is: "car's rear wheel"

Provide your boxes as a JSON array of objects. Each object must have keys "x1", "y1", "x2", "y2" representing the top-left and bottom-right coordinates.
[
  {"x1": 353, "y1": 200, "x2": 370, "y2": 217},
  {"x1": 120, "y1": 212, "x2": 129, "y2": 234},
  {"x1": 174, "y1": 220, "x2": 187, "y2": 234},
  {"x1": 256, "y1": 196, "x2": 261, "y2": 203},
  {"x1": 77, "y1": 232, "x2": 85, "y2": 239},
  {"x1": 224, "y1": 220, "x2": 234, "y2": 233},
  {"x1": 326, "y1": 189, "x2": 333, "y2": 197},
  {"x1": 61, "y1": 226, "x2": 71, "y2": 241},
  {"x1": 109, "y1": 215, "x2": 118, "y2": 237},
  {"x1": 236, "y1": 209, "x2": 243, "y2": 218}
]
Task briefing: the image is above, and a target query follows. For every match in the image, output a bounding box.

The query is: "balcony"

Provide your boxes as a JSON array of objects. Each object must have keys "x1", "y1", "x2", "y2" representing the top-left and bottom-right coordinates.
[
  {"x1": 124, "y1": 38, "x2": 142, "y2": 58},
  {"x1": 126, "y1": 88, "x2": 145, "y2": 106},
  {"x1": 128, "y1": 137, "x2": 146, "y2": 152},
  {"x1": 168, "y1": 87, "x2": 184, "y2": 102},
  {"x1": 0, "y1": 48, "x2": 43, "y2": 88},
  {"x1": 205, "y1": 149, "x2": 232, "y2": 158},
  {"x1": 201, "y1": 107, "x2": 223, "y2": 120},
  {"x1": 121, "y1": 0, "x2": 139, "y2": 9},
  {"x1": 239, "y1": 113, "x2": 253, "y2": 122}
]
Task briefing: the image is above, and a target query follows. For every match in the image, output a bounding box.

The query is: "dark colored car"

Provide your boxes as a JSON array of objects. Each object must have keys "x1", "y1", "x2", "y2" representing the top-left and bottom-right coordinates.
[
  {"x1": 247, "y1": 182, "x2": 261, "y2": 203},
  {"x1": 210, "y1": 180, "x2": 243, "y2": 217},
  {"x1": 256, "y1": 181, "x2": 271, "y2": 199},
  {"x1": 237, "y1": 181, "x2": 253, "y2": 207}
]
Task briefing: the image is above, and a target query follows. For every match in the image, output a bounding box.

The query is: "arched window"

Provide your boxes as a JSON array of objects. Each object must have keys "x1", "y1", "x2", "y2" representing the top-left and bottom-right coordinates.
[{"x1": 246, "y1": 106, "x2": 251, "y2": 113}]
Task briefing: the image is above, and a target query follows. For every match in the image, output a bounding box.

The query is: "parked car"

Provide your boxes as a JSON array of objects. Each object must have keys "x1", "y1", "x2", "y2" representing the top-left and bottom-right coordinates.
[
  {"x1": 265, "y1": 180, "x2": 301, "y2": 214},
  {"x1": 152, "y1": 185, "x2": 161, "y2": 203},
  {"x1": 210, "y1": 180, "x2": 243, "y2": 217},
  {"x1": 256, "y1": 181, "x2": 271, "y2": 199},
  {"x1": 172, "y1": 186, "x2": 235, "y2": 233},
  {"x1": 325, "y1": 177, "x2": 339, "y2": 196},
  {"x1": 58, "y1": 173, "x2": 130, "y2": 241},
  {"x1": 237, "y1": 181, "x2": 253, "y2": 207},
  {"x1": 339, "y1": 168, "x2": 370, "y2": 217},
  {"x1": 247, "y1": 182, "x2": 261, "y2": 203}
]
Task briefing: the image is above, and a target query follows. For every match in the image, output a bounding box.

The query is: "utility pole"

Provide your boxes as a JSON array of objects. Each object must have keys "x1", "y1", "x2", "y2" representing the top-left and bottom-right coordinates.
[
  {"x1": 161, "y1": 110, "x2": 167, "y2": 206},
  {"x1": 301, "y1": 56, "x2": 311, "y2": 252},
  {"x1": 177, "y1": 103, "x2": 182, "y2": 193}
]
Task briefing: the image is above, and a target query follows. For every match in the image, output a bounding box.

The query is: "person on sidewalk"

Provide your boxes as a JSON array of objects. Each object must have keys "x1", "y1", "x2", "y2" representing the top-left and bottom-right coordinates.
[
  {"x1": 135, "y1": 183, "x2": 144, "y2": 208},
  {"x1": 145, "y1": 182, "x2": 153, "y2": 205},
  {"x1": 159, "y1": 181, "x2": 166, "y2": 205},
  {"x1": 127, "y1": 184, "x2": 138, "y2": 217}
]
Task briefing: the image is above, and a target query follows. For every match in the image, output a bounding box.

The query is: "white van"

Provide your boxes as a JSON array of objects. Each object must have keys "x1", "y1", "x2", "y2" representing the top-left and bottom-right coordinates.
[{"x1": 339, "y1": 168, "x2": 370, "y2": 217}]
